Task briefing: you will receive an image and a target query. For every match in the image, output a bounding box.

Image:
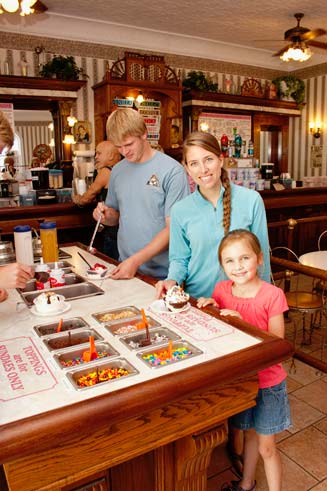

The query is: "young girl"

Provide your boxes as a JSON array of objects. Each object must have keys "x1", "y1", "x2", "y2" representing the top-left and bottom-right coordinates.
[{"x1": 197, "y1": 229, "x2": 291, "y2": 491}]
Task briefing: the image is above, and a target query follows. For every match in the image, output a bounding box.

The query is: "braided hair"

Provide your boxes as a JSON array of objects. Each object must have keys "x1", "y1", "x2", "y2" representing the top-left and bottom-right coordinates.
[{"x1": 183, "y1": 131, "x2": 231, "y2": 235}]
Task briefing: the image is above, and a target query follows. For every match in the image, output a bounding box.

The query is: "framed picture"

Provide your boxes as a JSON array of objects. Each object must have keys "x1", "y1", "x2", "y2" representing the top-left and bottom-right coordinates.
[{"x1": 73, "y1": 120, "x2": 92, "y2": 144}]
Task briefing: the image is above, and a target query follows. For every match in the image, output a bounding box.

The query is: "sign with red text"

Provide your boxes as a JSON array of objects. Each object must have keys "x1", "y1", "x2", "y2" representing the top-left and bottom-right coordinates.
[{"x1": 0, "y1": 337, "x2": 58, "y2": 401}]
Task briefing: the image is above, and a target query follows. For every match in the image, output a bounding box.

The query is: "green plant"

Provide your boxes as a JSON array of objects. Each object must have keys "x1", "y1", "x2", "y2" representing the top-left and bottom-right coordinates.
[
  {"x1": 272, "y1": 75, "x2": 305, "y2": 107},
  {"x1": 182, "y1": 70, "x2": 218, "y2": 92},
  {"x1": 40, "y1": 55, "x2": 87, "y2": 81}
]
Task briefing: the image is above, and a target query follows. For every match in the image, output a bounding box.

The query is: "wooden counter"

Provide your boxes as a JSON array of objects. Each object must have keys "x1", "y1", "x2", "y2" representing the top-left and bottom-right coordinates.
[{"x1": 0, "y1": 244, "x2": 293, "y2": 491}]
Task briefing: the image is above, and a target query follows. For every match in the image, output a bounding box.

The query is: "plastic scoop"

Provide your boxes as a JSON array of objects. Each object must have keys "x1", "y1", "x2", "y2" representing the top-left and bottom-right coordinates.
[
  {"x1": 139, "y1": 309, "x2": 151, "y2": 346},
  {"x1": 56, "y1": 318, "x2": 63, "y2": 333},
  {"x1": 82, "y1": 335, "x2": 98, "y2": 362},
  {"x1": 136, "y1": 308, "x2": 148, "y2": 330},
  {"x1": 168, "y1": 339, "x2": 173, "y2": 359}
]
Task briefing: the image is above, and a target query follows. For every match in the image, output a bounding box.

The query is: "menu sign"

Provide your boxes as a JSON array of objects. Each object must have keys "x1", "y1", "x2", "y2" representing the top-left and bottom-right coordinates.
[
  {"x1": 0, "y1": 337, "x2": 57, "y2": 401},
  {"x1": 153, "y1": 307, "x2": 234, "y2": 341}
]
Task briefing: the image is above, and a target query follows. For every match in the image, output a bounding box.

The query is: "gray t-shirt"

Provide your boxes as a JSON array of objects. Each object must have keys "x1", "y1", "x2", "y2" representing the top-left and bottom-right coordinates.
[{"x1": 106, "y1": 150, "x2": 190, "y2": 279}]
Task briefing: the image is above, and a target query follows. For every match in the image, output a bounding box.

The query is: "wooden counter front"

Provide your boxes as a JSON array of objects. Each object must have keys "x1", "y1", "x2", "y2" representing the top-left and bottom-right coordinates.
[
  {"x1": 0, "y1": 203, "x2": 94, "y2": 244},
  {"x1": 0, "y1": 245, "x2": 293, "y2": 491}
]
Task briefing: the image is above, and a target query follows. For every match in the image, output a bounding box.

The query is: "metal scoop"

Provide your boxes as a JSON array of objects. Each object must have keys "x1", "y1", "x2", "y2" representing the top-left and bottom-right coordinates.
[{"x1": 88, "y1": 203, "x2": 104, "y2": 253}]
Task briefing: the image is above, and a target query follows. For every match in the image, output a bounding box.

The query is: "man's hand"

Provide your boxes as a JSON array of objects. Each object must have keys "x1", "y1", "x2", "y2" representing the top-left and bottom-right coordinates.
[{"x1": 110, "y1": 256, "x2": 140, "y2": 280}]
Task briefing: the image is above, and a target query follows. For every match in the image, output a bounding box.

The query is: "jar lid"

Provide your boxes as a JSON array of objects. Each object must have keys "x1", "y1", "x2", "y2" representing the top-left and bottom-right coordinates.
[
  {"x1": 14, "y1": 225, "x2": 31, "y2": 232},
  {"x1": 40, "y1": 222, "x2": 56, "y2": 229}
]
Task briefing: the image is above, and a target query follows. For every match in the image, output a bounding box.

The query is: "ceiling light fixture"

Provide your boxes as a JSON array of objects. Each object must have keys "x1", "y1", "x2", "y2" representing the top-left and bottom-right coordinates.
[
  {"x1": 0, "y1": 0, "x2": 37, "y2": 16},
  {"x1": 280, "y1": 43, "x2": 312, "y2": 62}
]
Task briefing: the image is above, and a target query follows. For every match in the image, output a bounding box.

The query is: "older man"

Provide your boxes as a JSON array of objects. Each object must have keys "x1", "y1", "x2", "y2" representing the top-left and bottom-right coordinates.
[{"x1": 73, "y1": 140, "x2": 121, "y2": 259}]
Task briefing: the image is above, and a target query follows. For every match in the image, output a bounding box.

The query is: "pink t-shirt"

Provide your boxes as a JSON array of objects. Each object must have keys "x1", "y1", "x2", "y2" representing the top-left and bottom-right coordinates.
[{"x1": 212, "y1": 280, "x2": 289, "y2": 389}]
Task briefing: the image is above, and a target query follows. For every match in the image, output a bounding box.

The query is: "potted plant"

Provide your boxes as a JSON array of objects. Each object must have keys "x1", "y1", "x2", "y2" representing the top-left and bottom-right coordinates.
[
  {"x1": 182, "y1": 70, "x2": 218, "y2": 93},
  {"x1": 40, "y1": 55, "x2": 87, "y2": 81},
  {"x1": 272, "y1": 75, "x2": 305, "y2": 107}
]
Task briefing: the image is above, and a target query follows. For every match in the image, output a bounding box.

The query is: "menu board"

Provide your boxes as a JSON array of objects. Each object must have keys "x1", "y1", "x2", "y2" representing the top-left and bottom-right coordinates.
[{"x1": 198, "y1": 112, "x2": 251, "y2": 143}]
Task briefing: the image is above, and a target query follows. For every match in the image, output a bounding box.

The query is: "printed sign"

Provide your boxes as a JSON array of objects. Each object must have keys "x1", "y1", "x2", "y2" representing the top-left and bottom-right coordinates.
[{"x1": 0, "y1": 337, "x2": 57, "y2": 401}]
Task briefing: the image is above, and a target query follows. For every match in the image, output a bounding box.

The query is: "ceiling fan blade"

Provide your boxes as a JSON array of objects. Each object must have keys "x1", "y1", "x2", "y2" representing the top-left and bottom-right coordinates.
[
  {"x1": 272, "y1": 45, "x2": 291, "y2": 57},
  {"x1": 302, "y1": 28, "x2": 327, "y2": 41},
  {"x1": 33, "y1": 1, "x2": 48, "y2": 13},
  {"x1": 307, "y1": 40, "x2": 327, "y2": 50}
]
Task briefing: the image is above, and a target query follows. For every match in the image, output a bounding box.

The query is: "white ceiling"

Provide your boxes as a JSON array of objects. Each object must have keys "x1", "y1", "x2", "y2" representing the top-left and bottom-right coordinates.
[{"x1": 1, "y1": 0, "x2": 327, "y2": 70}]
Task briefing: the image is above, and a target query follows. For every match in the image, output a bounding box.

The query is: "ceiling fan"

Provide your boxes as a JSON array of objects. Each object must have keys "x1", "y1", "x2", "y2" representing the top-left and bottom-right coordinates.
[
  {"x1": 273, "y1": 13, "x2": 327, "y2": 60},
  {"x1": 0, "y1": 0, "x2": 47, "y2": 15},
  {"x1": 33, "y1": 0, "x2": 48, "y2": 13}
]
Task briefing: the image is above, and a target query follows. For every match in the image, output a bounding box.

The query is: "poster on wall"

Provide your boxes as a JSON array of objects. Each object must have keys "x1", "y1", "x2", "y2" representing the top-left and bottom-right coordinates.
[
  {"x1": 198, "y1": 113, "x2": 251, "y2": 143},
  {"x1": 310, "y1": 145, "x2": 322, "y2": 168},
  {"x1": 0, "y1": 102, "x2": 15, "y2": 131}
]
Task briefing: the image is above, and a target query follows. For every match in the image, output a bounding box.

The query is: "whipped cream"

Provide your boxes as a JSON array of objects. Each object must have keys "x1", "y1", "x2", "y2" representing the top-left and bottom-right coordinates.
[
  {"x1": 164, "y1": 286, "x2": 190, "y2": 311},
  {"x1": 34, "y1": 292, "x2": 65, "y2": 313}
]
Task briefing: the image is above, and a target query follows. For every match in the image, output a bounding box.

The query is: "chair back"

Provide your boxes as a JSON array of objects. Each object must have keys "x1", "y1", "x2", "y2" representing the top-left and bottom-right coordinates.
[{"x1": 318, "y1": 230, "x2": 327, "y2": 251}]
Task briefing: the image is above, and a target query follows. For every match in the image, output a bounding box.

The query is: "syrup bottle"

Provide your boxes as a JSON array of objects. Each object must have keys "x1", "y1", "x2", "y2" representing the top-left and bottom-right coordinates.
[{"x1": 220, "y1": 134, "x2": 229, "y2": 157}]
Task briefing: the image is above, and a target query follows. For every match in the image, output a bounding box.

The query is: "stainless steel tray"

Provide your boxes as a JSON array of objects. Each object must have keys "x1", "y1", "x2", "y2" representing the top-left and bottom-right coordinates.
[
  {"x1": 53, "y1": 342, "x2": 119, "y2": 369},
  {"x1": 106, "y1": 315, "x2": 160, "y2": 336},
  {"x1": 92, "y1": 306, "x2": 141, "y2": 324},
  {"x1": 20, "y1": 282, "x2": 104, "y2": 307},
  {"x1": 66, "y1": 358, "x2": 139, "y2": 390},
  {"x1": 120, "y1": 327, "x2": 180, "y2": 351},
  {"x1": 43, "y1": 328, "x2": 103, "y2": 351},
  {"x1": 34, "y1": 317, "x2": 89, "y2": 337},
  {"x1": 19, "y1": 273, "x2": 84, "y2": 294},
  {"x1": 137, "y1": 340, "x2": 203, "y2": 368}
]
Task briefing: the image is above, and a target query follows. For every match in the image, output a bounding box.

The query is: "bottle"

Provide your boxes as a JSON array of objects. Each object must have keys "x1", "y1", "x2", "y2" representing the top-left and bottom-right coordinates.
[
  {"x1": 14, "y1": 225, "x2": 34, "y2": 265},
  {"x1": 248, "y1": 140, "x2": 254, "y2": 157},
  {"x1": 40, "y1": 222, "x2": 59, "y2": 263},
  {"x1": 49, "y1": 262, "x2": 65, "y2": 288},
  {"x1": 220, "y1": 134, "x2": 229, "y2": 157},
  {"x1": 234, "y1": 129, "x2": 242, "y2": 158}
]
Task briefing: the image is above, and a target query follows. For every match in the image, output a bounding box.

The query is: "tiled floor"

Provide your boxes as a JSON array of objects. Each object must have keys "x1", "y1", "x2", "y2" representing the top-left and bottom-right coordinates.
[{"x1": 207, "y1": 351, "x2": 327, "y2": 490}]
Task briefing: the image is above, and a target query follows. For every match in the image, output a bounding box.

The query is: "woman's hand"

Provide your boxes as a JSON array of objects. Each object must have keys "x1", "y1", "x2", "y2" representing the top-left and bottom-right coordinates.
[
  {"x1": 197, "y1": 297, "x2": 218, "y2": 308},
  {"x1": 0, "y1": 263, "x2": 34, "y2": 290},
  {"x1": 155, "y1": 279, "x2": 177, "y2": 299},
  {"x1": 0, "y1": 288, "x2": 8, "y2": 303}
]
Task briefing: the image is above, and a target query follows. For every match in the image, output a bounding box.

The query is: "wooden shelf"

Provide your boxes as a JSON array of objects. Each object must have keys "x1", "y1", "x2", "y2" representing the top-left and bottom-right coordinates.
[
  {"x1": 0, "y1": 75, "x2": 87, "y2": 93},
  {"x1": 182, "y1": 89, "x2": 301, "y2": 116}
]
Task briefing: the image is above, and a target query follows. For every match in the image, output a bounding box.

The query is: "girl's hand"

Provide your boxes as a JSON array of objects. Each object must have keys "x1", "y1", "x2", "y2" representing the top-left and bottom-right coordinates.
[
  {"x1": 197, "y1": 297, "x2": 218, "y2": 308},
  {"x1": 155, "y1": 279, "x2": 177, "y2": 299},
  {"x1": 219, "y1": 309, "x2": 242, "y2": 319}
]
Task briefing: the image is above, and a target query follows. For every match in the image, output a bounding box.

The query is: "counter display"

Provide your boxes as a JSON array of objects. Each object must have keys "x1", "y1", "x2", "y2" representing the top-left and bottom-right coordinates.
[{"x1": 0, "y1": 245, "x2": 292, "y2": 491}]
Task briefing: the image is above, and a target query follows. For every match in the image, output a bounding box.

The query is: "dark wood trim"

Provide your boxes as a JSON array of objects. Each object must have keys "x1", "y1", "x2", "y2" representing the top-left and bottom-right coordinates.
[{"x1": 0, "y1": 75, "x2": 87, "y2": 93}]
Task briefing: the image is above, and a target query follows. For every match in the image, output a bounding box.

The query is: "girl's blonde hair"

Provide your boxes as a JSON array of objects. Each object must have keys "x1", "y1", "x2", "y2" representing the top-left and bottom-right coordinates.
[
  {"x1": 106, "y1": 108, "x2": 147, "y2": 144},
  {"x1": 218, "y1": 229, "x2": 262, "y2": 264},
  {"x1": 183, "y1": 131, "x2": 231, "y2": 234}
]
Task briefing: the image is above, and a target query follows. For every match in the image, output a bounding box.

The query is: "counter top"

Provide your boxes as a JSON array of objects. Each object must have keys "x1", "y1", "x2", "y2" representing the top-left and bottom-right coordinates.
[{"x1": 0, "y1": 245, "x2": 292, "y2": 469}]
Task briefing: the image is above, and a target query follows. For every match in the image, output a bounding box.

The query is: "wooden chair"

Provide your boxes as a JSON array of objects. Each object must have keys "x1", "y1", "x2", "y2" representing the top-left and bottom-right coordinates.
[{"x1": 271, "y1": 247, "x2": 326, "y2": 347}]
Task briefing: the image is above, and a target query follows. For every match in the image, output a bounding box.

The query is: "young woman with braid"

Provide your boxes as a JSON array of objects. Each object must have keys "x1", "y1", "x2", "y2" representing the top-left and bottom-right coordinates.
[
  {"x1": 156, "y1": 131, "x2": 270, "y2": 299},
  {"x1": 155, "y1": 131, "x2": 271, "y2": 479}
]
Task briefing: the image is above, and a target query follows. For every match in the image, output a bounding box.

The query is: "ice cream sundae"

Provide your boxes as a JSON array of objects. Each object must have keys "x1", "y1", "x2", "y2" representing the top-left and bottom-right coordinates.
[
  {"x1": 33, "y1": 292, "x2": 66, "y2": 314},
  {"x1": 86, "y1": 262, "x2": 108, "y2": 279},
  {"x1": 164, "y1": 286, "x2": 190, "y2": 312}
]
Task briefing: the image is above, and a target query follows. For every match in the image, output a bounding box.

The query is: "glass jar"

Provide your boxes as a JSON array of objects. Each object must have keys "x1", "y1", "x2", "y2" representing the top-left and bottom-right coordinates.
[{"x1": 40, "y1": 222, "x2": 59, "y2": 263}]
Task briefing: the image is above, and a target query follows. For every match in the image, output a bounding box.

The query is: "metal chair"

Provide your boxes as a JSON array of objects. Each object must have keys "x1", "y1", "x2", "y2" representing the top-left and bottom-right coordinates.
[{"x1": 271, "y1": 247, "x2": 326, "y2": 347}]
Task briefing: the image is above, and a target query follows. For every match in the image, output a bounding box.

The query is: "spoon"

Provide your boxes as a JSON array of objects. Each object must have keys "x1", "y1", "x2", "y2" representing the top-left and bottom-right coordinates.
[{"x1": 77, "y1": 251, "x2": 92, "y2": 269}]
